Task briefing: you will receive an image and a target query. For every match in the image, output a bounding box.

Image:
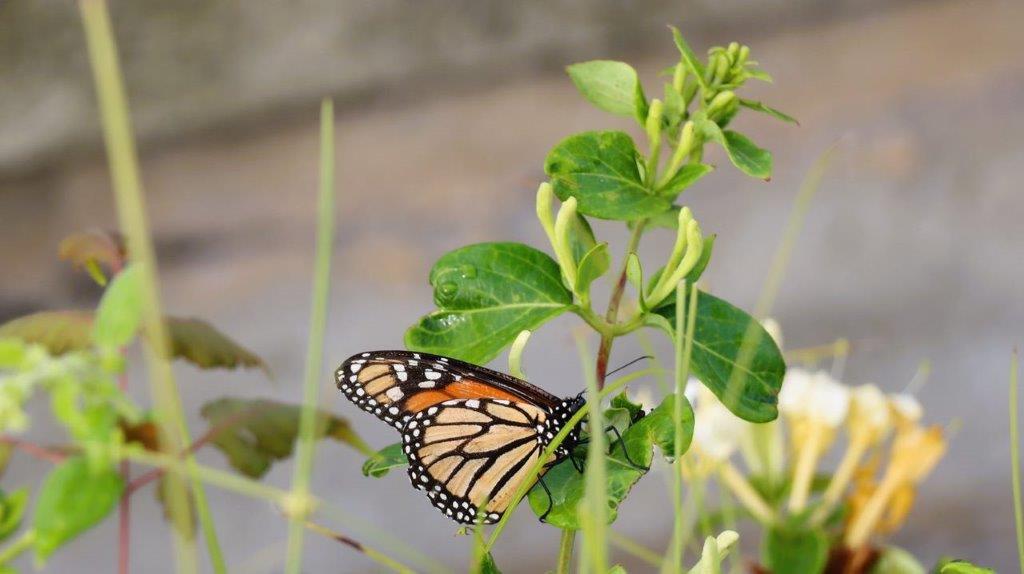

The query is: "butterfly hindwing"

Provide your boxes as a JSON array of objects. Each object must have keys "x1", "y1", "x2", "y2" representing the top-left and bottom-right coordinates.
[{"x1": 402, "y1": 398, "x2": 553, "y2": 524}]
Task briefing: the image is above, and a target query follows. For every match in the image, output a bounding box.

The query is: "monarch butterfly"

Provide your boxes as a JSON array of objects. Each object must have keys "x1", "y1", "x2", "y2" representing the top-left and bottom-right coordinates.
[{"x1": 336, "y1": 350, "x2": 587, "y2": 525}]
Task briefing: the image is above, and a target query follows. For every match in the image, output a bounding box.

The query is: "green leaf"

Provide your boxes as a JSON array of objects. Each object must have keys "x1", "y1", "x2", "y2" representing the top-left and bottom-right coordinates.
[
  {"x1": 608, "y1": 566, "x2": 627, "y2": 574},
  {"x1": 652, "y1": 290, "x2": 785, "y2": 422},
  {"x1": 545, "y1": 131, "x2": 671, "y2": 221},
  {"x1": 567, "y1": 60, "x2": 648, "y2": 123},
  {"x1": 528, "y1": 394, "x2": 693, "y2": 528},
  {"x1": 662, "y1": 83, "x2": 686, "y2": 130},
  {"x1": 405, "y1": 243, "x2": 572, "y2": 364},
  {"x1": 699, "y1": 122, "x2": 772, "y2": 180},
  {"x1": 0, "y1": 311, "x2": 268, "y2": 373},
  {"x1": 200, "y1": 398, "x2": 372, "y2": 479},
  {"x1": 166, "y1": 317, "x2": 269, "y2": 374},
  {"x1": 656, "y1": 163, "x2": 714, "y2": 197},
  {"x1": 670, "y1": 27, "x2": 708, "y2": 92},
  {"x1": 739, "y1": 99, "x2": 798, "y2": 125},
  {"x1": 0, "y1": 311, "x2": 94, "y2": 355},
  {"x1": 761, "y1": 524, "x2": 828, "y2": 574},
  {"x1": 34, "y1": 457, "x2": 124, "y2": 562},
  {"x1": 870, "y1": 546, "x2": 927, "y2": 573},
  {"x1": 362, "y1": 443, "x2": 406, "y2": 478},
  {"x1": 568, "y1": 214, "x2": 598, "y2": 264},
  {"x1": 0, "y1": 488, "x2": 28, "y2": 541},
  {"x1": 938, "y1": 559, "x2": 994, "y2": 574},
  {"x1": 576, "y1": 243, "x2": 611, "y2": 297},
  {"x1": 93, "y1": 263, "x2": 143, "y2": 348},
  {"x1": 610, "y1": 392, "x2": 644, "y2": 422}
]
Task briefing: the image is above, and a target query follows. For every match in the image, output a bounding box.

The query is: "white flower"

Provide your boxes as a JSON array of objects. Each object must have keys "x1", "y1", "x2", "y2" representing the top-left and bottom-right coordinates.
[
  {"x1": 848, "y1": 384, "x2": 890, "y2": 442},
  {"x1": 779, "y1": 368, "x2": 850, "y2": 428},
  {"x1": 889, "y1": 393, "x2": 922, "y2": 427},
  {"x1": 691, "y1": 384, "x2": 747, "y2": 461}
]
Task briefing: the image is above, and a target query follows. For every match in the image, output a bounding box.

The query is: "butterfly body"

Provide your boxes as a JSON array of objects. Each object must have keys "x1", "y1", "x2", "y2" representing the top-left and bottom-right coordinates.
[{"x1": 336, "y1": 351, "x2": 584, "y2": 524}]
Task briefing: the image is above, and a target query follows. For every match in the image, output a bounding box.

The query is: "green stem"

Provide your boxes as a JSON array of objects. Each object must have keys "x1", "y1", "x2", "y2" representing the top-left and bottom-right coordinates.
[
  {"x1": 285, "y1": 98, "x2": 337, "y2": 574},
  {"x1": 667, "y1": 284, "x2": 699, "y2": 573},
  {"x1": 77, "y1": 2, "x2": 217, "y2": 571},
  {"x1": 1011, "y1": 350, "x2": 1023, "y2": 574},
  {"x1": 0, "y1": 529, "x2": 34, "y2": 565},
  {"x1": 556, "y1": 529, "x2": 575, "y2": 574}
]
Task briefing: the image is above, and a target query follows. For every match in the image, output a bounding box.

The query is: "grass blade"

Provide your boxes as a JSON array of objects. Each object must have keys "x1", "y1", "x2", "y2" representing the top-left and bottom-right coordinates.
[
  {"x1": 78, "y1": 1, "x2": 221, "y2": 571},
  {"x1": 1011, "y1": 350, "x2": 1023, "y2": 574},
  {"x1": 285, "y1": 99, "x2": 337, "y2": 573}
]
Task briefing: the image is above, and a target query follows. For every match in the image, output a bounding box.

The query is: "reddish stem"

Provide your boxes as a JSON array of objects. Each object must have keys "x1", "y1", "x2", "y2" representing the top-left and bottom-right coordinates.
[
  {"x1": 0, "y1": 437, "x2": 69, "y2": 463},
  {"x1": 126, "y1": 406, "x2": 263, "y2": 495}
]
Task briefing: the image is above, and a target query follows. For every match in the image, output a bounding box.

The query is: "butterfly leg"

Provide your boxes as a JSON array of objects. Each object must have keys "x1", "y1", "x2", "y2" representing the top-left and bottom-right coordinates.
[
  {"x1": 537, "y1": 476, "x2": 554, "y2": 522},
  {"x1": 604, "y1": 424, "x2": 649, "y2": 472}
]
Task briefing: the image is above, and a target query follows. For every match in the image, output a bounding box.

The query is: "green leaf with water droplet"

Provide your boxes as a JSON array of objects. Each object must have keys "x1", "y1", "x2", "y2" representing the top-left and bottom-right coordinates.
[
  {"x1": 545, "y1": 131, "x2": 671, "y2": 221},
  {"x1": 405, "y1": 242, "x2": 572, "y2": 364}
]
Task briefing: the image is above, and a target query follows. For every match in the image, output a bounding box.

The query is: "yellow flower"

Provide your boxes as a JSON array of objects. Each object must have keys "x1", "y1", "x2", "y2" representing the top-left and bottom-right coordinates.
[{"x1": 844, "y1": 425, "x2": 946, "y2": 547}]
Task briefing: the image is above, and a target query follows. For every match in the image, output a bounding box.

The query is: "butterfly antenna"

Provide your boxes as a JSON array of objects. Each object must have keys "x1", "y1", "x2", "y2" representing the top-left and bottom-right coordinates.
[{"x1": 605, "y1": 355, "x2": 653, "y2": 378}]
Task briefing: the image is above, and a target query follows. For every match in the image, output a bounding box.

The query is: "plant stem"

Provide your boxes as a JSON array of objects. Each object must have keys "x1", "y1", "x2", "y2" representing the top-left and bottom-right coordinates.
[
  {"x1": 0, "y1": 529, "x2": 35, "y2": 565},
  {"x1": 285, "y1": 98, "x2": 337, "y2": 574},
  {"x1": 1010, "y1": 350, "x2": 1023, "y2": 574},
  {"x1": 304, "y1": 521, "x2": 415, "y2": 574},
  {"x1": 0, "y1": 437, "x2": 68, "y2": 463},
  {"x1": 556, "y1": 529, "x2": 575, "y2": 574},
  {"x1": 118, "y1": 372, "x2": 130, "y2": 574},
  {"x1": 668, "y1": 283, "x2": 699, "y2": 573},
  {"x1": 595, "y1": 220, "x2": 647, "y2": 388},
  {"x1": 78, "y1": 2, "x2": 222, "y2": 570}
]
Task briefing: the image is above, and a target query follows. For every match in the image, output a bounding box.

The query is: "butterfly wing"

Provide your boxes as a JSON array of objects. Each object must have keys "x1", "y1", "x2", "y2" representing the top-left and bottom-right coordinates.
[
  {"x1": 403, "y1": 398, "x2": 555, "y2": 524},
  {"x1": 336, "y1": 351, "x2": 561, "y2": 429}
]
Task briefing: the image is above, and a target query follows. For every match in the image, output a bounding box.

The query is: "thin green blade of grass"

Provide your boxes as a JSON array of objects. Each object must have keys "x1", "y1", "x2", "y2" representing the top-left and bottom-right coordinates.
[
  {"x1": 666, "y1": 283, "x2": 699, "y2": 573},
  {"x1": 720, "y1": 146, "x2": 836, "y2": 415},
  {"x1": 577, "y1": 334, "x2": 609, "y2": 573},
  {"x1": 285, "y1": 99, "x2": 337, "y2": 574},
  {"x1": 1010, "y1": 350, "x2": 1023, "y2": 574},
  {"x1": 122, "y1": 447, "x2": 450, "y2": 574},
  {"x1": 77, "y1": 1, "x2": 221, "y2": 571}
]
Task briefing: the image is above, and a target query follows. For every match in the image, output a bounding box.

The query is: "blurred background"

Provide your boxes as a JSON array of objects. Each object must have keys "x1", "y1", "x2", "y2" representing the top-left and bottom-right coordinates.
[{"x1": 1, "y1": 0, "x2": 1021, "y2": 571}]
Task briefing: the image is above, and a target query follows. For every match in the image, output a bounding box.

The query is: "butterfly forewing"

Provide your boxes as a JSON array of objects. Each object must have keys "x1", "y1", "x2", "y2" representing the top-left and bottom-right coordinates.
[
  {"x1": 404, "y1": 398, "x2": 553, "y2": 524},
  {"x1": 336, "y1": 351, "x2": 561, "y2": 429}
]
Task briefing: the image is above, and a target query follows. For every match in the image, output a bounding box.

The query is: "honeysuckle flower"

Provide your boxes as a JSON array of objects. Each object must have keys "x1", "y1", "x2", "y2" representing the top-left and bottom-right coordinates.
[
  {"x1": 844, "y1": 424, "x2": 946, "y2": 547},
  {"x1": 785, "y1": 369, "x2": 850, "y2": 512},
  {"x1": 690, "y1": 383, "x2": 747, "y2": 462},
  {"x1": 889, "y1": 393, "x2": 923, "y2": 431},
  {"x1": 687, "y1": 530, "x2": 740, "y2": 574},
  {"x1": 813, "y1": 384, "x2": 893, "y2": 524},
  {"x1": 687, "y1": 380, "x2": 776, "y2": 524}
]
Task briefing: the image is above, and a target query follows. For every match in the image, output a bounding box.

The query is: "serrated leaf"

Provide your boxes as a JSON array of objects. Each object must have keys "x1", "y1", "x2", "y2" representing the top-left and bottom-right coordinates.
[
  {"x1": 93, "y1": 263, "x2": 143, "y2": 349},
  {"x1": 362, "y1": 443, "x2": 406, "y2": 478},
  {"x1": 575, "y1": 243, "x2": 611, "y2": 297},
  {"x1": 567, "y1": 60, "x2": 647, "y2": 123},
  {"x1": 0, "y1": 311, "x2": 94, "y2": 355},
  {"x1": 670, "y1": 27, "x2": 708, "y2": 92},
  {"x1": 528, "y1": 394, "x2": 692, "y2": 528},
  {"x1": 651, "y1": 290, "x2": 784, "y2": 423},
  {"x1": 57, "y1": 230, "x2": 125, "y2": 284},
  {"x1": 545, "y1": 131, "x2": 671, "y2": 221},
  {"x1": 739, "y1": 99, "x2": 798, "y2": 125},
  {"x1": 405, "y1": 243, "x2": 572, "y2": 364},
  {"x1": 0, "y1": 488, "x2": 28, "y2": 541},
  {"x1": 761, "y1": 524, "x2": 828, "y2": 574},
  {"x1": 699, "y1": 121, "x2": 772, "y2": 180},
  {"x1": 166, "y1": 317, "x2": 268, "y2": 374},
  {"x1": 656, "y1": 163, "x2": 714, "y2": 197},
  {"x1": 34, "y1": 457, "x2": 123, "y2": 563},
  {"x1": 200, "y1": 398, "x2": 373, "y2": 479}
]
